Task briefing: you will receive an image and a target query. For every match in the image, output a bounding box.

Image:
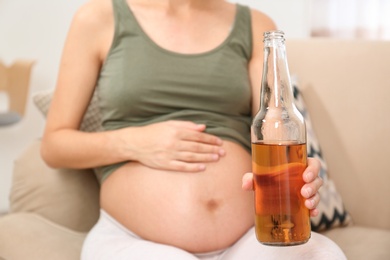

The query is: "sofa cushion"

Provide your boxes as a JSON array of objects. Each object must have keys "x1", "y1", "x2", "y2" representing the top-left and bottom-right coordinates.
[
  {"x1": 0, "y1": 212, "x2": 86, "y2": 260},
  {"x1": 323, "y1": 226, "x2": 390, "y2": 260},
  {"x1": 10, "y1": 140, "x2": 100, "y2": 232},
  {"x1": 293, "y1": 84, "x2": 352, "y2": 231}
]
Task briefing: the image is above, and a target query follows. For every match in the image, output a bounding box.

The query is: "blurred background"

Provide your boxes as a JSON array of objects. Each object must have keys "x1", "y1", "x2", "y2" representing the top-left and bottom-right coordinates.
[{"x1": 1, "y1": 0, "x2": 389, "y2": 213}]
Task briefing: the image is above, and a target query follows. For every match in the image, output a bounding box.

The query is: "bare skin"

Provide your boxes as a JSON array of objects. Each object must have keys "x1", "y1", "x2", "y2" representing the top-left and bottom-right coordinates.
[{"x1": 41, "y1": 0, "x2": 323, "y2": 253}]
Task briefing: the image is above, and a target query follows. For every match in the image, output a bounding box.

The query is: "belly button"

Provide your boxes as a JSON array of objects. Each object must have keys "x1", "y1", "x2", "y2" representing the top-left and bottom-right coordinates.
[{"x1": 206, "y1": 199, "x2": 220, "y2": 212}]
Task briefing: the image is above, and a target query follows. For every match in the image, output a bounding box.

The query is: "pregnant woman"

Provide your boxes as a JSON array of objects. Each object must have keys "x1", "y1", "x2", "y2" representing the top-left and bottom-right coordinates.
[{"x1": 41, "y1": 0, "x2": 346, "y2": 259}]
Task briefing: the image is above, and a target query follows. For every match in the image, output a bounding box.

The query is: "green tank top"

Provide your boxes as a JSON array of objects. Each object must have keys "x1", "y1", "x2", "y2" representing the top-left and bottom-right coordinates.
[{"x1": 95, "y1": 0, "x2": 253, "y2": 182}]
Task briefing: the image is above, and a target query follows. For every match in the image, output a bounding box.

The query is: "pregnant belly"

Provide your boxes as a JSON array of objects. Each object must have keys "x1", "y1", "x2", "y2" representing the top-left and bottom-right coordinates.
[{"x1": 100, "y1": 141, "x2": 254, "y2": 253}]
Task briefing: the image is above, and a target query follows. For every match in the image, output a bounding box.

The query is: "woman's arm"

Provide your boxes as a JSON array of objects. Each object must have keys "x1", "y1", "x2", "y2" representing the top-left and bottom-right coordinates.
[
  {"x1": 41, "y1": 1, "x2": 224, "y2": 171},
  {"x1": 41, "y1": 1, "x2": 121, "y2": 169},
  {"x1": 248, "y1": 9, "x2": 277, "y2": 116}
]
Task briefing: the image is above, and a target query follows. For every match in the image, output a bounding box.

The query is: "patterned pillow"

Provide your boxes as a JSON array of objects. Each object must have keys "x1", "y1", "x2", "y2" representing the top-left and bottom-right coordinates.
[
  {"x1": 33, "y1": 90, "x2": 102, "y2": 132},
  {"x1": 293, "y1": 84, "x2": 352, "y2": 231}
]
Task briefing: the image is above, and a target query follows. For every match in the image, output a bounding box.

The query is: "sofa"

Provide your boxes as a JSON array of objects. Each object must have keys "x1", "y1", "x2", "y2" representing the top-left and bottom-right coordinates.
[{"x1": 0, "y1": 39, "x2": 389, "y2": 260}]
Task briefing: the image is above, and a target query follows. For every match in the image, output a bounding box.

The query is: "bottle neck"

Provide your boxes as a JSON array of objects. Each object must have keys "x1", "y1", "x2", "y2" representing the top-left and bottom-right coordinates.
[
  {"x1": 251, "y1": 31, "x2": 306, "y2": 144},
  {"x1": 260, "y1": 33, "x2": 294, "y2": 111}
]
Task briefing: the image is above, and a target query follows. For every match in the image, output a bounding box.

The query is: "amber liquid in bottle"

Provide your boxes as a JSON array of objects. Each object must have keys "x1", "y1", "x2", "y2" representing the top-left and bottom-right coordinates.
[
  {"x1": 251, "y1": 30, "x2": 310, "y2": 246},
  {"x1": 252, "y1": 141, "x2": 310, "y2": 246}
]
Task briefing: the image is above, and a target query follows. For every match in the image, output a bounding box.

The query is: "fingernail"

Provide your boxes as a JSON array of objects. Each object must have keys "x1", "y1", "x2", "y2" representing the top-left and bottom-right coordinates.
[
  {"x1": 305, "y1": 187, "x2": 313, "y2": 198},
  {"x1": 305, "y1": 172, "x2": 313, "y2": 181},
  {"x1": 218, "y1": 149, "x2": 225, "y2": 156},
  {"x1": 311, "y1": 208, "x2": 319, "y2": 217},
  {"x1": 243, "y1": 173, "x2": 252, "y2": 183},
  {"x1": 242, "y1": 174, "x2": 252, "y2": 189},
  {"x1": 305, "y1": 199, "x2": 314, "y2": 209},
  {"x1": 198, "y1": 164, "x2": 206, "y2": 171}
]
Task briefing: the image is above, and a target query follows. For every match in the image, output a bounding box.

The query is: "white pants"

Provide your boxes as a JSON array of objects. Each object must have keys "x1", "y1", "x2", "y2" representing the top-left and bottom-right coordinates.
[{"x1": 81, "y1": 210, "x2": 346, "y2": 260}]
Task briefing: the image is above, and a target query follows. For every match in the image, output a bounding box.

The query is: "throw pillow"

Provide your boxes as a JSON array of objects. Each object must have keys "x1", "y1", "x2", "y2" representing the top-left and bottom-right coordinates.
[
  {"x1": 293, "y1": 84, "x2": 352, "y2": 232},
  {"x1": 33, "y1": 90, "x2": 102, "y2": 132}
]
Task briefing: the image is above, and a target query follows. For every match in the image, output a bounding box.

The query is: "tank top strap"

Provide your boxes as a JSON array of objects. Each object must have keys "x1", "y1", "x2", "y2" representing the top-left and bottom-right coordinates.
[
  {"x1": 230, "y1": 4, "x2": 253, "y2": 60},
  {"x1": 110, "y1": 0, "x2": 142, "y2": 45}
]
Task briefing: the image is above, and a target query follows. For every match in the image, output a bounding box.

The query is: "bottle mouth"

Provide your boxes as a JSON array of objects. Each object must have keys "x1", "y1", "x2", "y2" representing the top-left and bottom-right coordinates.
[{"x1": 263, "y1": 30, "x2": 285, "y2": 42}]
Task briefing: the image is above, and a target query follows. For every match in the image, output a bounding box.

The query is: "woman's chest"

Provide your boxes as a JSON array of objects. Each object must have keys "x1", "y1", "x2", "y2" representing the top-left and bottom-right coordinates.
[{"x1": 97, "y1": 44, "x2": 252, "y2": 123}]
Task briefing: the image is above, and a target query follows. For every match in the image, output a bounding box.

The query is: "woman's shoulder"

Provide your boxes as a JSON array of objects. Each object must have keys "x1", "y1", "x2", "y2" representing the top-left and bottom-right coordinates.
[
  {"x1": 246, "y1": 7, "x2": 277, "y2": 58},
  {"x1": 249, "y1": 8, "x2": 277, "y2": 34},
  {"x1": 71, "y1": 0, "x2": 114, "y2": 30}
]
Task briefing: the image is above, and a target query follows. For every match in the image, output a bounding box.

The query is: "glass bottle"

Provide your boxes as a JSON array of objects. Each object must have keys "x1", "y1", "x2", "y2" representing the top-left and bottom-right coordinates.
[{"x1": 251, "y1": 31, "x2": 310, "y2": 246}]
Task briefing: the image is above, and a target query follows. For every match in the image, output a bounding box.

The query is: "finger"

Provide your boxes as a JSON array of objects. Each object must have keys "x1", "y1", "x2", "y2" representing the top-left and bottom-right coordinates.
[
  {"x1": 309, "y1": 208, "x2": 320, "y2": 218},
  {"x1": 166, "y1": 160, "x2": 206, "y2": 172},
  {"x1": 179, "y1": 129, "x2": 223, "y2": 146},
  {"x1": 178, "y1": 141, "x2": 225, "y2": 156},
  {"x1": 175, "y1": 151, "x2": 221, "y2": 163},
  {"x1": 167, "y1": 120, "x2": 206, "y2": 131},
  {"x1": 303, "y1": 157, "x2": 321, "y2": 183},
  {"x1": 304, "y1": 192, "x2": 320, "y2": 210},
  {"x1": 168, "y1": 121, "x2": 223, "y2": 145},
  {"x1": 301, "y1": 176, "x2": 323, "y2": 198},
  {"x1": 242, "y1": 172, "x2": 254, "y2": 191}
]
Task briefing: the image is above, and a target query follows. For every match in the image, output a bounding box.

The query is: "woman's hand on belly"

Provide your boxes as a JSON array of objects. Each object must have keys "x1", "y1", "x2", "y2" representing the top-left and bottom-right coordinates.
[{"x1": 119, "y1": 120, "x2": 225, "y2": 172}]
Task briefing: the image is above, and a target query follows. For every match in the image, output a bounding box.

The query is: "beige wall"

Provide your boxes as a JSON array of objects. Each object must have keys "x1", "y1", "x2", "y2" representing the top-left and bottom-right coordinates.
[
  {"x1": 235, "y1": 0, "x2": 311, "y2": 38},
  {"x1": 0, "y1": 0, "x2": 311, "y2": 211},
  {"x1": 0, "y1": 0, "x2": 87, "y2": 211}
]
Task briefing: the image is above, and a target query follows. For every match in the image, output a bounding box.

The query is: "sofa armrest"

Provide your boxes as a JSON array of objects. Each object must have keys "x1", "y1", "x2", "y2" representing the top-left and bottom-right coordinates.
[
  {"x1": 331, "y1": 165, "x2": 390, "y2": 230},
  {"x1": 302, "y1": 83, "x2": 390, "y2": 230},
  {"x1": 10, "y1": 139, "x2": 100, "y2": 232}
]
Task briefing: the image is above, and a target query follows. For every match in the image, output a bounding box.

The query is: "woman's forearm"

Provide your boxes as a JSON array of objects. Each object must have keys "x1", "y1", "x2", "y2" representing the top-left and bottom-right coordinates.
[
  {"x1": 40, "y1": 128, "x2": 133, "y2": 169},
  {"x1": 41, "y1": 120, "x2": 226, "y2": 172}
]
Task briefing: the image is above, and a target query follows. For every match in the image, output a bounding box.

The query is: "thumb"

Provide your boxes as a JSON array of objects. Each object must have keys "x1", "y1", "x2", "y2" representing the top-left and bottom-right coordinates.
[
  {"x1": 242, "y1": 172, "x2": 254, "y2": 191},
  {"x1": 169, "y1": 120, "x2": 206, "y2": 131}
]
